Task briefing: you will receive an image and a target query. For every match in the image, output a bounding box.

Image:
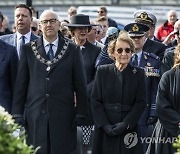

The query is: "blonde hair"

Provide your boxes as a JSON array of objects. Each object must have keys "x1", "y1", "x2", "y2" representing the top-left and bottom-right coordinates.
[
  {"x1": 108, "y1": 31, "x2": 135, "y2": 60},
  {"x1": 173, "y1": 44, "x2": 180, "y2": 68}
]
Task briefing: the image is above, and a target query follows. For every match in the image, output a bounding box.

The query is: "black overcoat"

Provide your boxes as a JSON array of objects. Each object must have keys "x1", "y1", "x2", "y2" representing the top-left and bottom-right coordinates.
[
  {"x1": 81, "y1": 41, "x2": 101, "y2": 124},
  {"x1": 91, "y1": 64, "x2": 146, "y2": 154},
  {"x1": 11, "y1": 36, "x2": 88, "y2": 154},
  {"x1": 156, "y1": 66, "x2": 180, "y2": 154}
]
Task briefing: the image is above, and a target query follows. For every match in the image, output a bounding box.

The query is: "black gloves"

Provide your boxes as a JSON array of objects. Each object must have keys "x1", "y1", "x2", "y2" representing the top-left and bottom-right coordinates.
[
  {"x1": 112, "y1": 122, "x2": 128, "y2": 135},
  {"x1": 103, "y1": 124, "x2": 115, "y2": 136},
  {"x1": 14, "y1": 117, "x2": 25, "y2": 127},
  {"x1": 73, "y1": 115, "x2": 87, "y2": 126},
  {"x1": 103, "y1": 122, "x2": 128, "y2": 136},
  {"x1": 147, "y1": 116, "x2": 158, "y2": 125}
]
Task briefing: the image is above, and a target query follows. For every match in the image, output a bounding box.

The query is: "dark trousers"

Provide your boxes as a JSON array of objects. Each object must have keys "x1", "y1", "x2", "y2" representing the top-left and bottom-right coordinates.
[
  {"x1": 47, "y1": 123, "x2": 70, "y2": 154},
  {"x1": 47, "y1": 123, "x2": 51, "y2": 154}
]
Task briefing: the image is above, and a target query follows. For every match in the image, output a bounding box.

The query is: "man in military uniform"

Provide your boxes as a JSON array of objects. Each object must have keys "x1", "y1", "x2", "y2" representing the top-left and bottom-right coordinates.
[
  {"x1": 124, "y1": 23, "x2": 161, "y2": 153},
  {"x1": 133, "y1": 10, "x2": 166, "y2": 60}
]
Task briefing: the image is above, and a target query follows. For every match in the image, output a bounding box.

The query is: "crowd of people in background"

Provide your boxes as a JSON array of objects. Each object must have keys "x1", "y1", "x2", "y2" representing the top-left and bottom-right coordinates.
[{"x1": 0, "y1": 3, "x2": 180, "y2": 154}]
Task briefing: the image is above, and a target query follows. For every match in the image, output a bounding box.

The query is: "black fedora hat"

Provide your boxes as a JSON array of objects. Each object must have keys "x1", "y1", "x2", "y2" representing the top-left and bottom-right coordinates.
[
  {"x1": 124, "y1": 22, "x2": 149, "y2": 37},
  {"x1": 66, "y1": 14, "x2": 93, "y2": 27}
]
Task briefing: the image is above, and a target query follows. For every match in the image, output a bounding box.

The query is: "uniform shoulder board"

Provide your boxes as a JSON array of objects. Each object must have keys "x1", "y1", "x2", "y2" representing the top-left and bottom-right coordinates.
[{"x1": 143, "y1": 52, "x2": 160, "y2": 60}]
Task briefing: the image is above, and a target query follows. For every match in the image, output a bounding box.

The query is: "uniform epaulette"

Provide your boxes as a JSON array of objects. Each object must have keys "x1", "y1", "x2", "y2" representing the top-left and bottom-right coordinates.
[{"x1": 143, "y1": 52, "x2": 160, "y2": 60}]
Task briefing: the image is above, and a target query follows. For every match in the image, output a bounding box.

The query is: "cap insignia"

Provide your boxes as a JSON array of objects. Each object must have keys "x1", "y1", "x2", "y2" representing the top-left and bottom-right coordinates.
[
  {"x1": 140, "y1": 12, "x2": 148, "y2": 20},
  {"x1": 132, "y1": 24, "x2": 139, "y2": 32}
]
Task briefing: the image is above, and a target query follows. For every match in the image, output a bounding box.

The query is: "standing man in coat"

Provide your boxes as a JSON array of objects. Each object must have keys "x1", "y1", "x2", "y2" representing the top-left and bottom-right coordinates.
[
  {"x1": 11, "y1": 10, "x2": 88, "y2": 154},
  {"x1": 0, "y1": 4, "x2": 38, "y2": 59},
  {"x1": 124, "y1": 23, "x2": 161, "y2": 153}
]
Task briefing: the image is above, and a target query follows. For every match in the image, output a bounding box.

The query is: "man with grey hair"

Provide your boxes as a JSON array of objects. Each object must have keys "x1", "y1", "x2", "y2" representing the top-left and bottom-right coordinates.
[
  {"x1": 11, "y1": 10, "x2": 88, "y2": 154},
  {"x1": 156, "y1": 9, "x2": 177, "y2": 41}
]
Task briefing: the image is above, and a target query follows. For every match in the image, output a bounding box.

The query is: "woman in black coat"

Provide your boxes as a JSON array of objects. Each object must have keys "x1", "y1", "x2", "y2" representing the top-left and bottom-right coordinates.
[
  {"x1": 67, "y1": 14, "x2": 101, "y2": 153},
  {"x1": 155, "y1": 44, "x2": 180, "y2": 154},
  {"x1": 91, "y1": 31, "x2": 146, "y2": 154}
]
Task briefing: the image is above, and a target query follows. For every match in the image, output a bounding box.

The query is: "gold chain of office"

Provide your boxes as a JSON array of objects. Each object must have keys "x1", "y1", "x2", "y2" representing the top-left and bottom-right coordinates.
[{"x1": 31, "y1": 40, "x2": 69, "y2": 72}]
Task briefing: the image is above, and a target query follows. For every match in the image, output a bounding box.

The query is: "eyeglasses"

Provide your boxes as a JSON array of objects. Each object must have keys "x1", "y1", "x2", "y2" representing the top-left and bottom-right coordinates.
[
  {"x1": 97, "y1": 11, "x2": 104, "y2": 14},
  {"x1": 116, "y1": 48, "x2": 131, "y2": 54},
  {"x1": 41, "y1": 18, "x2": 57, "y2": 25},
  {"x1": 31, "y1": 27, "x2": 37, "y2": 31}
]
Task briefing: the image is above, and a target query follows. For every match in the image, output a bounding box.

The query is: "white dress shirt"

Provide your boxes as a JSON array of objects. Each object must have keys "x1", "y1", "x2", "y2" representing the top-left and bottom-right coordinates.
[
  {"x1": 16, "y1": 31, "x2": 31, "y2": 58},
  {"x1": 43, "y1": 37, "x2": 59, "y2": 56}
]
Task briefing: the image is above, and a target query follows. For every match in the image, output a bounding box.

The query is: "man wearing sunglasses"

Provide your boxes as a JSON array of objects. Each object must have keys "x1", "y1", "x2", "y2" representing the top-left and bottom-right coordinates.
[
  {"x1": 97, "y1": 6, "x2": 117, "y2": 28},
  {"x1": 0, "y1": 4, "x2": 38, "y2": 59},
  {"x1": 124, "y1": 22, "x2": 161, "y2": 153}
]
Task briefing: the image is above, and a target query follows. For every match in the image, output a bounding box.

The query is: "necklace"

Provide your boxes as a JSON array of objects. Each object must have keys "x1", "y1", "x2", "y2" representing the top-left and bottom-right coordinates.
[{"x1": 31, "y1": 39, "x2": 69, "y2": 72}]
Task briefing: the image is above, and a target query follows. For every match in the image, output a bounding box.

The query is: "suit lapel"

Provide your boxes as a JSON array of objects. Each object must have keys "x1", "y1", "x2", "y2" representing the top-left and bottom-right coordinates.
[
  {"x1": 30, "y1": 33, "x2": 38, "y2": 41},
  {"x1": 50, "y1": 36, "x2": 68, "y2": 72},
  {"x1": 36, "y1": 37, "x2": 47, "y2": 59},
  {"x1": 55, "y1": 36, "x2": 65, "y2": 57},
  {"x1": 12, "y1": 34, "x2": 17, "y2": 48}
]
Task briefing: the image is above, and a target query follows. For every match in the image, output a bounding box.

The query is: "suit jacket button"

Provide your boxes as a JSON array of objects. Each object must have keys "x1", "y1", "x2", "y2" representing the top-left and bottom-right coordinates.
[
  {"x1": 42, "y1": 110, "x2": 45, "y2": 114},
  {"x1": 46, "y1": 94, "x2": 49, "y2": 97},
  {"x1": 46, "y1": 78, "x2": 49, "y2": 81}
]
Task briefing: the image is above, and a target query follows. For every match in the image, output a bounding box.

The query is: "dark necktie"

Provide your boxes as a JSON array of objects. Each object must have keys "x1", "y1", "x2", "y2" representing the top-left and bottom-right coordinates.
[
  {"x1": 132, "y1": 54, "x2": 138, "y2": 67},
  {"x1": 19, "y1": 35, "x2": 25, "y2": 57},
  {"x1": 47, "y1": 44, "x2": 54, "y2": 60}
]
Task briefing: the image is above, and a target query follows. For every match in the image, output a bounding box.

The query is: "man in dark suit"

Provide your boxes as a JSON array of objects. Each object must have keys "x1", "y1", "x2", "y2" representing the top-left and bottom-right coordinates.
[
  {"x1": 0, "y1": 39, "x2": 18, "y2": 113},
  {"x1": 133, "y1": 11, "x2": 166, "y2": 60},
  {"x1": 0, "y1": 4, "x2": 38, "y2": 59},
  {"x1": 125, "y1": 23, "x2": 161, "y2": 153},
  {"x1": 11, "y1": 10, "x2": 88, "y2": 154}
]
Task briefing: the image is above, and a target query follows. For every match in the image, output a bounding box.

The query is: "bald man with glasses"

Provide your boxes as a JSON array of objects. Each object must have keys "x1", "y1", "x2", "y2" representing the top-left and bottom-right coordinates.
[{"x1": 11, "y1": 10, "x2": 88, "y2": 154}]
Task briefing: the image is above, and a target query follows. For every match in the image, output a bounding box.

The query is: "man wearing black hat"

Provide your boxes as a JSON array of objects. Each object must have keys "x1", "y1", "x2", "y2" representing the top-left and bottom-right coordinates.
[
  {"x1": 134, "y1": 11, "x2": 166, "y2": 60},
  {"x1": 124, "y1": 22, "x2": 161, "y2": 153}
]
